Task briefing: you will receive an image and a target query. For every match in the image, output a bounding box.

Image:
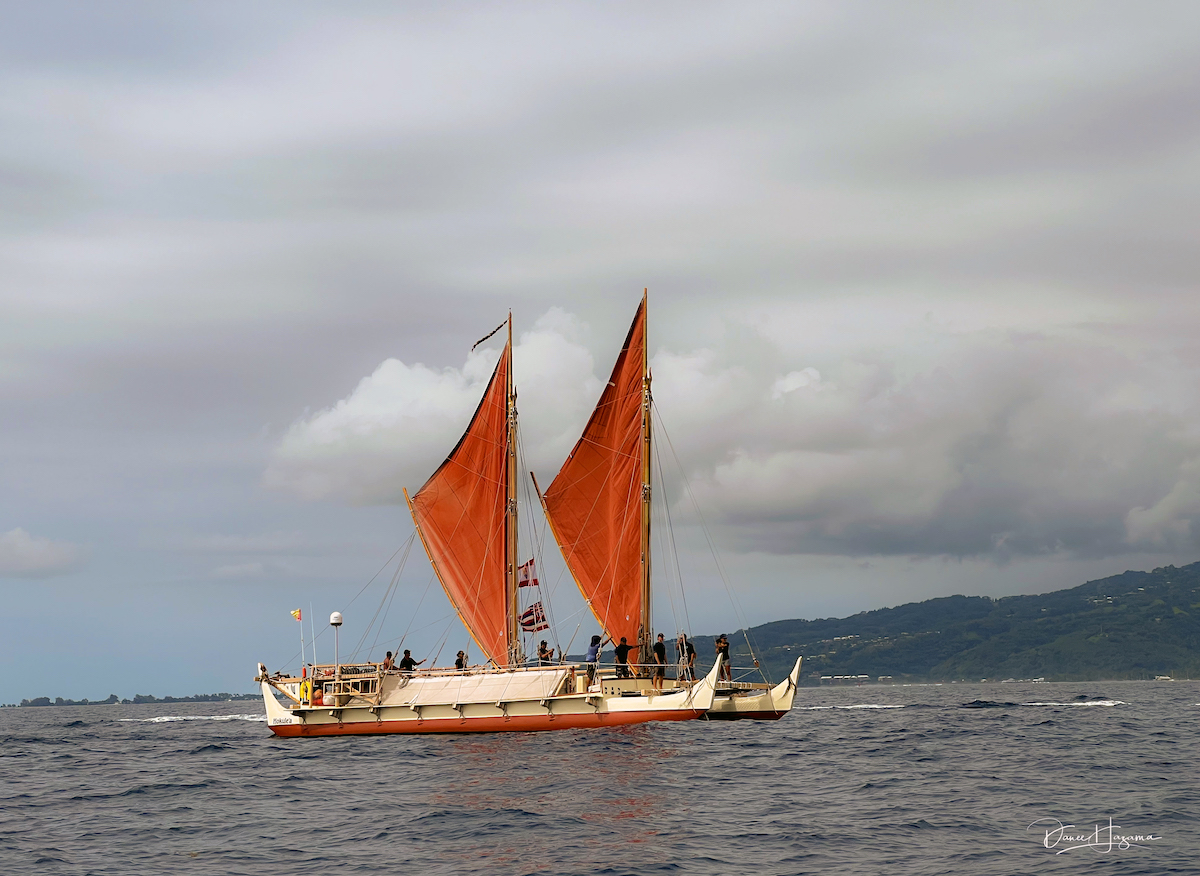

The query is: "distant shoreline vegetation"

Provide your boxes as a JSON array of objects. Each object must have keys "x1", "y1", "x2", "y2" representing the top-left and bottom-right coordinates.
[{"x1": 9, "y1": 692, "x2": 259, "y2": 707}]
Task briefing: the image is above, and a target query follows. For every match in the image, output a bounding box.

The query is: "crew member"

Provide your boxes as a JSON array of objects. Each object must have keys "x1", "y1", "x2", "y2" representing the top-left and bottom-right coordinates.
[
  {"x1": 652, "y1": 633, "x2": 667, "y2": 690},
  {"x1": 398, "y1": 649, "x2": 425, "y2": 672},
  {"x1": 613, "y1": 637, "x2": 633, "y2": 678},
  {"x1": 716, "y1": 634, "x2": 732, "y2": 681},
  {"x1": 585, "y1": 634, "x2": 611, "y2": 685}
]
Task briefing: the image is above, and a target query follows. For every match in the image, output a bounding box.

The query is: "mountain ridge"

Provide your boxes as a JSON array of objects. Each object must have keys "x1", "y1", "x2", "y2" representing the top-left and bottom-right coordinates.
[{"x1": 713, "y1": 561, "x2": 1200, "y2": 683}]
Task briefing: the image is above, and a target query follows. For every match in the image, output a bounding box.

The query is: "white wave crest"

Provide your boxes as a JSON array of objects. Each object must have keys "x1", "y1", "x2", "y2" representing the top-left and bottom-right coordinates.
[
  {"x1": 800, "y1": 704, "x2": 906, "y2": 710},
  {"x1": 1020, "y1": 700, "x2": 1126, "y2": 707}
]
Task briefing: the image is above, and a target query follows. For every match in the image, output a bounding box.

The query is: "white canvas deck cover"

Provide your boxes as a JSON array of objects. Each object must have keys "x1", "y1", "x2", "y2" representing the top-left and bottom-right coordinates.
[{"x1": 390, "y1": 668, "x2": 570, "y2": 707}]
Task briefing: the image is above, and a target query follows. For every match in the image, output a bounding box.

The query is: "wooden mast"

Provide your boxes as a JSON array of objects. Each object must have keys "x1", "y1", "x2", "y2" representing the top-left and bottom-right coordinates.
[
  {"x1": 505, "y1": 313, "x2": 521, "y2": 666},
  {"x1": 639, "y1": 289, "x2": 652, "y2": 670}
]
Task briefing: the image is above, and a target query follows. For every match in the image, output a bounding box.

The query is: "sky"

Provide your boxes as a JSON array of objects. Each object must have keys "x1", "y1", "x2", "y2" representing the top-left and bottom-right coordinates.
[{"x1": 3, "y1": 2, "x2": 1200, "y2": 702}]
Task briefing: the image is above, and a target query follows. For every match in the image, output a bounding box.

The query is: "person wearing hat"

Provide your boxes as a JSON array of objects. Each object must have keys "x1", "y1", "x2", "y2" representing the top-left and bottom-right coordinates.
[
  {"x1": 716, "y1": 634, "x2": 732, "y2": 681},
  {"x1": 454, "y1": 650, "x2": 467, "y2": 670},
  {"x1": 585, "y1": 633, "x2": 611, "y2": 685},
  {"x1": 537, "y1": 641, "x2": 555, "y2": 666},
  {"x1": 398, "y1": 649, "x2": 425, "y2": 672}
]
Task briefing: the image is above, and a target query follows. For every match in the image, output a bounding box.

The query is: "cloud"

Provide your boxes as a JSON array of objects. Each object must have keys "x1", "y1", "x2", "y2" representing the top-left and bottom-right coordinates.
[
  {"x1": 1125, "y1": 458, "x2": 1200, "y2": 549},
  {"x1": 265, "y1": 300, "x2": 1200, "y2": 564},
  {"x1": 658, "y1": 324, "x2": 1200, "y2": 562},
  {"x1": 0, "y1": 528, "x2": 83, "y2": 579},
  {"x1": 771, "y1": 368, "x2": 822, "y2": 400},
  {"x1": 264, "y1": 308, "x2": 601, "y2": 503}
]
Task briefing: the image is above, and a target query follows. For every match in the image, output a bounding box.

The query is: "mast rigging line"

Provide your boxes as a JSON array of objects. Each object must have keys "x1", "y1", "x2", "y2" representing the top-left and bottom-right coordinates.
[
  {"x1": 653, "y1": 405, "x2": 769, "y2": 685},
  {"x1": 374, "y1": 609, "x2": 459, "y2": 656},
  {"x1": 368, "y1": 561, "x2": 406, "y2": 658},
  {"x1": 351, "y1": 533, "x2": 417, "y2": 660},
  {"x1": 515, "y1": 420, "x2": 562, "y2": 661},
  {"x1": 275, "y1": 534, "x2": 415, "y2": 672},
  {"x1": 651, "y1": 422, "x2": 691, "y2": 639}
]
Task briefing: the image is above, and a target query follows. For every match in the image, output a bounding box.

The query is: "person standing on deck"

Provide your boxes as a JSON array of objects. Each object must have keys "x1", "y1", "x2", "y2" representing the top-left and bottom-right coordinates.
[
  {"x1": 537, "y1": 641, "x2": 555, "y2": 665},
  {"x1": 585, "y1": 634, "x2": 611, "y2": 685},
  {"x1": 652, "y1": 633, "x2": 667, "y2": 690},
  {"x1": 677, "y1": 634, "x2": 697, "y2": 681},
  {"x1": 613, "y1": 637, "x2": 634, "y2": 678},
  {"x1": 716, "y1": 635, "x2": 732, "y2": 681},
  {"x1": 398, "y1": 650, "x2": 425, "y2": 672},
  {"x1": 455, "y1": 651, "x2": 467, "y2": 670},
  {"x1": 381, "y1": 651, "x2": 395, "y2": 671}
]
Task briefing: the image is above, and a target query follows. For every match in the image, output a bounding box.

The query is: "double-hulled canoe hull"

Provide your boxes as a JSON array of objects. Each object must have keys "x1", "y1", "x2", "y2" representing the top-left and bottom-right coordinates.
[
  {"x1": 260, "y1": 657, "x2": 721, "y2": 736},
  {"x1": 704, "y1": 657, "x2": 802, "y2": 721}
]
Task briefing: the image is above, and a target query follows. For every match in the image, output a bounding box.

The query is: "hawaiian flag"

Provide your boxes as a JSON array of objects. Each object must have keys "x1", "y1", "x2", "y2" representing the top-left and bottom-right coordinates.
[
  {"x1": 518, "y1": 558, "x2": 538, "y2": 588},
  {"x1": 291, "y1": 608, "x2": 302, "y2": 621},
  {"x1": 519, "y1": 601, "x2": 549, "y2": 632}
]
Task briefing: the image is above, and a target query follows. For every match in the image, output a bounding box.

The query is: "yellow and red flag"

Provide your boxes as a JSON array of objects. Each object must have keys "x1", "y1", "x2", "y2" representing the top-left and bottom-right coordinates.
[{"x1": 291, "y1": 608, "x2": 302, "y2": 621}]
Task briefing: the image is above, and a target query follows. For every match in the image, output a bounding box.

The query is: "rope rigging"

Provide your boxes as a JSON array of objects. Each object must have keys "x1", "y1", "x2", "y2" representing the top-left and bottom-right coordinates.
[{"x1": 653, "y1": 404, "x2": 769, "y2": 685}]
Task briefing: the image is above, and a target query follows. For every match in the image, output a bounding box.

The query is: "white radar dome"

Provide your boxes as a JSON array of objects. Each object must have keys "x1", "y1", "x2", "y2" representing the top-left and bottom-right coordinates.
[{"x1": 329, "y1": 611, "x2": 343, "y2": 627}]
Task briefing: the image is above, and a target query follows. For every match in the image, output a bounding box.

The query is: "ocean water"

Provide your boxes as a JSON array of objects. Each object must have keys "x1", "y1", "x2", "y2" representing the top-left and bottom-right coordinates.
[{"x1": 2, "y1": 681, "x2": 1197, "y2": 876}]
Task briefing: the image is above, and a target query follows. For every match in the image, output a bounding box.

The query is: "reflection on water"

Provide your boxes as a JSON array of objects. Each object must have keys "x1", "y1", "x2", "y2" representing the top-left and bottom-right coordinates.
[{"x1": 427, "y1": 726, "x2": 676, "y2": 869}]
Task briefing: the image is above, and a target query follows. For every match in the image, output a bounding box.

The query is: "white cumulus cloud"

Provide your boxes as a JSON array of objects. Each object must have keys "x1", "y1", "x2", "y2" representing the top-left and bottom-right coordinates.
[
  {"x1": 771, "y1": 368, "x2": 822, "y2": 400},
  {"x1": 264, "y1": 308, "x2": 602, "y2": 503},
  {"x1": 0, "y1": 528, "x2": 83, "y2": 579}
]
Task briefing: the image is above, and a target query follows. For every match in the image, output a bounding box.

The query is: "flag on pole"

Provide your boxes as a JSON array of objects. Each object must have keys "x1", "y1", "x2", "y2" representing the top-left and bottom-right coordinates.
[
  {"x1": 291, "y1": 609, "x2": 302, "y2": 621},
  {"x1": 519, "y1": 602, "x2": 549, "y2": 632},
  {"x1": 518, "y1": 559, "x2": 539, "y2": 588}
]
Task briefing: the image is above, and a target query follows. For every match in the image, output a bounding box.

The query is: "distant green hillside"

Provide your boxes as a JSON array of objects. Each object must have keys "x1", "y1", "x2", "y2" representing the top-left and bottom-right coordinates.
[{"x1": 710, "y1": 562, "x2": 1200, "y2": 683}]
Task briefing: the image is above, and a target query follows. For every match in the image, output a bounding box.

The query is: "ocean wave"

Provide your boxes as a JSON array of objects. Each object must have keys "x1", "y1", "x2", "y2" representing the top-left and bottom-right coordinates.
[
  {"x1": 799, "y1": 704, "x2": 907, "y2": 710},
  {"x1": 962, "y1": 697, "x2": 1126, "y2": 708},
  {"x1": 118, "y1": 714, "x2": 266, "y2": 723}
]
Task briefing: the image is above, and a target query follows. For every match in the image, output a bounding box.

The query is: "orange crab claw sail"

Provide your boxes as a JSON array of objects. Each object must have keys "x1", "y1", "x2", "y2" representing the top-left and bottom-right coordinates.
[
  {"x1": 407, "y1": 329, "x2": 517, "y2": 665},
  {"x1": 541, "y1": 295, "x2": 650, "y2": 653}
]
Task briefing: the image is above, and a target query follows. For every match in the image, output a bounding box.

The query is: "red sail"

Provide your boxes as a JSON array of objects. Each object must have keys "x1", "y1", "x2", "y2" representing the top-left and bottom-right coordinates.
[
  {"x1": 542, "y1": 300, "x2": 647, "y2": 648},
  {"x1": 408, "y1": 346, "x2": 511, "y2": 665}
]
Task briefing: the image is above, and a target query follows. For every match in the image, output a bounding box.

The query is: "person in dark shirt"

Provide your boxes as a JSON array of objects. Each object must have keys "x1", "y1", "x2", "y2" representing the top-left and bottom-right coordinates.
[
  {"x1": 652, "y1": 633, "x2": 667, "y2": 690},
  {"x1": 677, "y1": 634, "x2": 697, "y2": 681},
  {"x1": 585, "y1": 634, "x2": 611, "y2": 685},
  {"x1": 537, "y1": 641, "x2": 555, "y2": 665},
  {"x1": 398, "y1": 649, "x2": 425, "y2": 672},
  {"x1": 716, "y1": 634, "x2": 732, "y2": 681},
  {"x1": 613, "y1": 637, "x2": 634, "y2": 678},
  {"x1": 454, "y1": 650, "x2": 467, "y2": 670}
]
